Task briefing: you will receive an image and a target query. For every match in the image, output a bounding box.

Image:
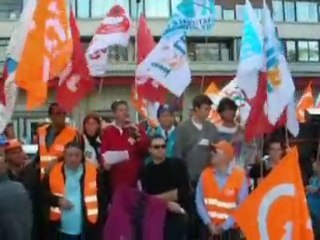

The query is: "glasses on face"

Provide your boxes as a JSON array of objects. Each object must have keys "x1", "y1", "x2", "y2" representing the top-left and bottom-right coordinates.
[{"x1": 152, "y1": 144, "x2": 166, "y2": 150}]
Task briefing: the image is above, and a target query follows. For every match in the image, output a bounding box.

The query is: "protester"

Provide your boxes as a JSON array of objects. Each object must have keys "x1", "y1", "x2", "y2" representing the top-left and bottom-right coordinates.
[
  {"x1": 216, "y1": 98, "x2": 240, "y2": 142},
  {"x1": 35, "y1": 103, "x2": 82, "y2": 178},
  {"x1": 5, "y1": 139, "x2": 41, "y2": 240},
  {"x1": 43, "y1": 142, "x2": 106, "y2": 240},
  {"x1": 306, "y1": 159, "x2": 320, "y2": 237},
  {"x1": 4, "y1": 123, "x2": 16, "y2": 140},
  {"x1": 0, "y1": 135, "x2": 33, "y2": 240},
  {"x1": 83, "y1": 113, "x2": 102, "y2": 167},
  {"x1": 249, "y1": 137, "x2": 285, "y2": 189},
  {"x1": 175, "y1": 94, "x2": 218, "y2": 239},
  {"x1": 195, "y1": 140, "x2": 248, "y2": 240},
  {"x1": 147, "y1": 105, "x2": 177, "y2": 158},
  {"x1": 140, "y1": 135, "x2": 189, "y2": 240},
  {"x1": 175, "y1": 94, "x2": 218, "y2": 181},
  {"x1": 100, "y1": 100, "x2": 149, "y2": 191}
]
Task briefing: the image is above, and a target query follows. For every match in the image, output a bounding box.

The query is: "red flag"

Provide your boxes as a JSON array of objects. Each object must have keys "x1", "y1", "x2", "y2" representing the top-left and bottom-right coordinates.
[
  {"x1": 0, "y1": 63, "x2": 8, "y2": 105},
  {"x1": 57, "y1": 10, "x2": 94, "y2": 112},
  {"x1": 245, "y1": 72, "x2": 286, "y2": 141},
  {"x1": 135, "y1": 15, "x2": 167, "y2": 103}
]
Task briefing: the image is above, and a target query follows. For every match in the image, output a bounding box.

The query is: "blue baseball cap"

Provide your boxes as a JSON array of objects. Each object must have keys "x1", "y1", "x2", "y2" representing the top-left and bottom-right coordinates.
[
  {"x1": 0, "y1": 134, "x2": 8, "y2": 146},
  {"x1": 157, "y1": 105, "x2": 174, "y2": 119}
]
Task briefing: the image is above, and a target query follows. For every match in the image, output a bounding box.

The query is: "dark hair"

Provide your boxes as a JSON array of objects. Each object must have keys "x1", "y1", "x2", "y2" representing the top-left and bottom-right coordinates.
[
  {"x1": 48, "y1": 102, "x2": 60, "y2": 115},
  {"x1": 4, "y1": 123, "x2": 14, "y2": 137},
  {"x1": 83, "y1": 113, "x2": 101, "y2": 137},
  {"x1": 149, "y1": 135, "x2": 166, "y2": 146},
  {"x1": 111, "y1": 100, "x2": 128, "y2": 113},
  {"x1": 192, "y1": 95, "x2": 212, "y2": 110},
  {"x1": 217, "y1": 98, "x2": 238, "y2": 114},
  {"x1": 267, "y1": 137, "x2": 286, "y2": 151},
  {"x1": 65, "y1": 142, "x2": 84, "y2": 152}
]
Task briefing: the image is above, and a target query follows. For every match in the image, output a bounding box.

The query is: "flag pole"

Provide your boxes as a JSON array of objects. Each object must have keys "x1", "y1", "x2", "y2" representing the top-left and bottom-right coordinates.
[{"x1": 134, "y1": 0, "x2": 140, "y2": 123}]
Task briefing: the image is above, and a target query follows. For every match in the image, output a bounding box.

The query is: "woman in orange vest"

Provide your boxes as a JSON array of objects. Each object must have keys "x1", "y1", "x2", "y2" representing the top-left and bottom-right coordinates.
[
  {"x1": 43, "y1": 142, "x2": 107, "y2": 240},
  {"x1": 195, "y1": 140, "x2": 248, "y2": 240}
]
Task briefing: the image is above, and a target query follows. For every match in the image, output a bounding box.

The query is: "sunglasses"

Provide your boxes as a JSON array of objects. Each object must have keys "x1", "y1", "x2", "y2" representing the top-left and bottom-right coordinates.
[{"x1": 152, "y1": 144, "x2": 166, "y2": 149}]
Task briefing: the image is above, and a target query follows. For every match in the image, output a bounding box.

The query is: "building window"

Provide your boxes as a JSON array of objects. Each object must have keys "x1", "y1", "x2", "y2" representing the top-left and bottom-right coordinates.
[
  {"x1": 91, "y1": 1, "x2": 113, "y2": 18},
  {"x1": 76, "y1": 0, "x2": 90, "y2": 18},
  {"x1": 296, "y1": 1, "x2": 318, "y2": 22},
  {"x1": 297, "y1": 41, "x2": 319, "y2": 62},
  {"x1": 236, "y1": 5, "x2": 244, "y2": 21},
  {"x1": 0, "y1": 0, "x2": 22, "y2": 19},
  {"x1": 284, "y1": 0, "x2": 295, "y2": 22},
  {"x1": 309, "y1": 41, "x2": 319, "y2": 61},
  {"x1": 273, "y1": 0, "x2": 284, "y2": 21},
  {"x1": 107, "y1": 46, "x2": 128, "y2": 62},
  {"x1": 285, "y1": 41, "x2": 296, "y2": 62},
  {"x1": 189, "y1": 38, "x2": 233, "y2": 62},
  {"x1": 145, "y1": 0, "x2": 170, "y2": 18},
  {"x1": 215, "y1": 5, "x2": 222, "y2": 20},
  {"x1": 0, "y1": 39, "x2": 9, "y2": 69},
  {"x1": 223, "y1": 9, "x2": 235, "y2": 20},
  {"x1": 131, "y1": 0, "x2": 144, "y2": 19}
]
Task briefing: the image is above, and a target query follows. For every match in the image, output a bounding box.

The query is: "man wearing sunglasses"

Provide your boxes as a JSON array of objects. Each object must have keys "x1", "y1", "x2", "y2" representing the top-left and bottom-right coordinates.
[
  {"x1": 35, "y1": 103, "x2": 81, "y2": 179},
  {"x1": 140, "y1": 135, "x2": 190, "y2": 240}
]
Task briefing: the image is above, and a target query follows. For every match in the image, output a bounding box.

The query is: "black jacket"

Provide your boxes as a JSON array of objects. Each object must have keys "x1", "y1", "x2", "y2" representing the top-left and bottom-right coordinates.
[{"x1": 42, "y1": 163, "x2": 109, "y2": 240}]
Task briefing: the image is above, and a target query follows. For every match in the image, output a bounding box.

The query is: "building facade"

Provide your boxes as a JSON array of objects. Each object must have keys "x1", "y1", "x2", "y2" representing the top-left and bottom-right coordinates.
[{"x1": 0, "y1": 0, "x2": 319, "y2": 143}]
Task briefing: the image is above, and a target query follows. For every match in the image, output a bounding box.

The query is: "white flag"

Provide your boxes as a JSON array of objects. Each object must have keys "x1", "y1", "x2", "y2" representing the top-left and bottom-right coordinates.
[
  {"x1": 136, "y1": 0, "x2": 215, "y2": 96},
  {"x1": 236, "y1": 0, "x2": 264, "y2": 100},
  {"x1": 86, "y1": 4, "x2": 131, "y2": 76},
  {"x1": 263, "y1": 2, "x2": 295, "y2": 125}
]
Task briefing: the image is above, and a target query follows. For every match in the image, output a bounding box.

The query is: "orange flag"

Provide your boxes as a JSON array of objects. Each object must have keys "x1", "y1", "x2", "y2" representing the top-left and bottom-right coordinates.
[
  {"x1": 232, "y1": 147, "x2": 314, "y2": 240},
  {"x1": 296, "y1": 82, "x2": 314, "y2": 123},
  {"x1": 16, "y1": 0, "x2": 72, "y2": 109},
  {"x1": 204, "y1": 82, "x2": 221, "y2": 124}
]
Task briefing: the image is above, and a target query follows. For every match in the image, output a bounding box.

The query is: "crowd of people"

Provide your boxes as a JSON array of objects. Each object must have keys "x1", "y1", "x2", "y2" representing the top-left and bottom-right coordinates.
[{"x1": 0, "y1": 94, "x2": 319, "y2": 240}]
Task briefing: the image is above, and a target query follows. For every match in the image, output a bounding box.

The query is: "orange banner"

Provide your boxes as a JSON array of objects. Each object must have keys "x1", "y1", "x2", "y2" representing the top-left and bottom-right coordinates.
[{"x1": 16, "y1": 0, "x2": 72, "y2": 109}]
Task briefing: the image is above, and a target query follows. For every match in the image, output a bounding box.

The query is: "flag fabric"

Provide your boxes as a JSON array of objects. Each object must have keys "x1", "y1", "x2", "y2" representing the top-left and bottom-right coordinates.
[
  {"x1": 0, "y1": 0, "x2": 36, "y2": 131},
  {"x1": 86, "y1": 4, "x2": 131, "y2": 76},
  {"x1": 136, "y1": 0, "x2": 215, "y2": 97},
  {"x1": 136, "y1": 15, "x2": 167, "y2": 103},
  {"x1": 56, "y1": 10, "x2": 94, "y2": 113},
  {"x1": 16, "y1": 0, "x2": 73, "y2": 110},
  {"x1": 130, "y1": 86, "x2": 159, "y2": 127},
  {"x1": 296, "y1": 82, "x2": 314, "y2": 123},
  {"x1": 236, "y1": 0, "x2": 264, "y2": 100},
  {"x1": 204, "y1": 82, "x2": 221, "y2": 124},
  {"x1": 263, "y1": 2, "x2": 295, "y2": 125},
  {"x1": 232, "y1": 147, "x2": 314, "y2": 240}
]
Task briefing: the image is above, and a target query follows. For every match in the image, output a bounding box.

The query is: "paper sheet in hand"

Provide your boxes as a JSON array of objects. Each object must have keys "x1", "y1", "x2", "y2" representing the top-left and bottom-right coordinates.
[{"x1": 102, "y1": 151, "x2": 129, "y2": 165}]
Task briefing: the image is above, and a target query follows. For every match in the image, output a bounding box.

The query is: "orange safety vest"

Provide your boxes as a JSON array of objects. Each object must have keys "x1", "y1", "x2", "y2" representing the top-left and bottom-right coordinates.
[
  {"x1": 38, "y1": 124, "x2": 77, "y2": 178},
  {"x1": 49, "y1": 162, "x2": 98, "y2": 224},
  {"x1": 202, "y1": 166, "x2": 246, "y2": 226}
]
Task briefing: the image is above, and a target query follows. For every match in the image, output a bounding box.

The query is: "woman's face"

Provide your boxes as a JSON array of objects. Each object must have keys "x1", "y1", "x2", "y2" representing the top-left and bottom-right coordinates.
[
  {"x1": 85, "y1": 118, "x2": 100, "y2": 137},
  {"x1": 64, "y1": 147, "x2": 83, "y2": 169}
]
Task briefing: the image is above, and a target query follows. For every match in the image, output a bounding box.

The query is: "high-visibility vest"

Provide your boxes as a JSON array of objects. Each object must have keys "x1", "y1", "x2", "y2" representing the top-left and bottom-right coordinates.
[
  {"x1": 202, "y1": 166, "x2": 246, "y2": 226},
  {"x1": 38, "y1": 124, "x2": 77, "y2": 177},
  {"x1": 49, "y1": 162, "x2": 98, "y2": 224}
]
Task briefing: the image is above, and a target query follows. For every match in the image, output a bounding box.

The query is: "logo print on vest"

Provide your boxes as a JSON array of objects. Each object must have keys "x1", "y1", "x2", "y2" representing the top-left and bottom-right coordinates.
[{"x1": 224, "y1": 188, "x2": 235, "y2": 197}]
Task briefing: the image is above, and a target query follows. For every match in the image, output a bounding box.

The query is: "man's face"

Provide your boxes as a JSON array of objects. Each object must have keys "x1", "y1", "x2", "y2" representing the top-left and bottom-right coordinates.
[
  {"x1": 159, "y1": 112, "x2": 174, "y2": 129},
  {"x1": 115, "y1": 104, "x2": 129, "y2": 122},
  {"x1": 6, "y1": 147, "x2": 26, "y2": 167},
  {"x1": 64, "y1": 147, "x2": 83, "y2": 169},
  {"x1": 195, "y1": 104, "x2": 211, "y2": 121},
  {"x1": 85, "y1": 118, "x2": 100, "y2": 137},
  {"x1": 50, "y1": 106, "x2": 66, "y2": 127},
  {"x1": 210, "y1": 150, "x2": 228, "y2": 166},
  {"x1": 149, "y1": 138, "x2": 166, "y2": 159},
  {"x1": 220, "y1": 109, "x2": 236, "y2": 122},
  {"x1": 268, "y1": 142, "x2": 283, "y2": 163}
]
